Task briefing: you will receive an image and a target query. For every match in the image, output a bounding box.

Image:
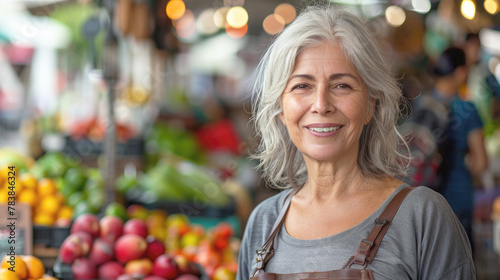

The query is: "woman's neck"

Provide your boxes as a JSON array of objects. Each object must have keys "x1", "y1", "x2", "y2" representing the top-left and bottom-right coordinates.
[{"x1": 299, "y1": 157, "x2": 371, "y2": 203}]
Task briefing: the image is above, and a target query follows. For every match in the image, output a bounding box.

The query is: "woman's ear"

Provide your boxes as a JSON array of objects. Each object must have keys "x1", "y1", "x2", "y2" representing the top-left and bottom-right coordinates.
[{"x1": 365, "y1": 98, "x2": 376, "y2": 125}]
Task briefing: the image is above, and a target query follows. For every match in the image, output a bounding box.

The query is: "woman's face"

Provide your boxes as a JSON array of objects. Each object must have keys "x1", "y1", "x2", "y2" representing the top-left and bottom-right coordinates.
[{"x1": 280, "y1": 42, "x2": 372, "y2": 163}]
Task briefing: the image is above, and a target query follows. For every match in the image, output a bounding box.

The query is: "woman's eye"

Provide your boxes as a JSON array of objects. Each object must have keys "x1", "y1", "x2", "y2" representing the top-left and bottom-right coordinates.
[
  {"x1": 334, "y1": 84, "x2": 352, "y2": 90},
  {"x1": 291, "y1": 84, "x2": 308, "y2": 90}
]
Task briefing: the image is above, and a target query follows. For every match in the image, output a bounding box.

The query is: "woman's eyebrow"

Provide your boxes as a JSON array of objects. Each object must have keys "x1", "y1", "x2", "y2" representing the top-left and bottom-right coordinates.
[
  {"x1": 288, "y1": 73, "x2": 358, "y2": 82},
  {"x1": 329, "y1": 73, "x2": 358, "y2": 81},
  {"x1": 289, "y1": 74, "x2": 315, "y2": 81}
]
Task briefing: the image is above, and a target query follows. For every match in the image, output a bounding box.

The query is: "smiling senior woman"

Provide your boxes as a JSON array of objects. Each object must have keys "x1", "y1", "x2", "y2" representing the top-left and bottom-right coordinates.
[{"x1": 236, "y1": 4, "x2": 476, "y2": 280}]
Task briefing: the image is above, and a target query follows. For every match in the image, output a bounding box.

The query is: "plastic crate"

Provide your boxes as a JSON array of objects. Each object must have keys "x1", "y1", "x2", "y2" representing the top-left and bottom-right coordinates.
[
  {"x1": 125, "y1": 195, "x2": 236, "y2": 219},
  {"x1": 33, "y1": 226, "x2": 71, "y2": 248},
  {"x1": 63, "y1": 136, "x2": 144, "y2": 157}
]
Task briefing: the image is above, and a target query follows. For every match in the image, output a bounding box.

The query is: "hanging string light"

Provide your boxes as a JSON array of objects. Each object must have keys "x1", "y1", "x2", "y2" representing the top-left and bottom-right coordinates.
[
  {"x1": 484, "y1": 0, "x2": 499, "y2": 14},
  {"x1": 263, "y1": 14, "x2": 285, "y2": 35},
  {"x1": 461, "y1": 0, "x2": 476, "y2": 20},
  {"x1": 166, "y1": 0, "x2": 186, "y2": 20},
  {"x1": 226, "y1": 6, "x2": 249, "y2": 29},
  {"x1": 385, "y1": 5, "x2": 406, "y2": 27}
]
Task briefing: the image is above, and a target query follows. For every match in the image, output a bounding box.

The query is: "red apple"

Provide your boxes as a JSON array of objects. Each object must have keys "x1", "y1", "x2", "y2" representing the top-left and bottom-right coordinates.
[
  {"x1": 153, "y1": 254, "x2": 179, "y2": 279},
  {"x1": 116, "y1": 275, "x2": 136, "y2": 280},
  {"x1": 89, "y1": 238, "x2": 114, "y2": 265},
  {"x1": 123, "y1": 218, "x2": 149, "y2": 238},
  {"x1": 98, "y1": 261, "x2": 124, "y2": 280},
  {"x1": 72, "y1": 231, "x2": 93, "y2": 256},
  {"x1": 71, "y1": 213, "x2": 100, "y2": 238},
  {"x1": 144, "y1": 276, "x2": 168, "y2": 280},
  {"x1": 175, "y1": 274, "x2": 201, "y2": 280},
  {"x1": 146, "y1": 236, "x2": 166, "y2": 261},
  {"x1": 124, "y1": 258, "x2": 153, "y2": 277},
  {"x1": 100, "y1": 215, "x2": 124, "y2": 242},
  {"x1": 71, "y1": 258, "x2": 97, "y2": 279},
  {"x1": 115, "y1": 234, "x2": 147, "y2": 263},
  {"x1": 60, "y1": 234, "x2": 85, "y2": 264}
]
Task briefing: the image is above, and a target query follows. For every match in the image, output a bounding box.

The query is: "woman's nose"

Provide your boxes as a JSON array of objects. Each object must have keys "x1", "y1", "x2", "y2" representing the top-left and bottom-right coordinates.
[{"x1": 311, "y1": 86, "x2": 334, "y2": 115}]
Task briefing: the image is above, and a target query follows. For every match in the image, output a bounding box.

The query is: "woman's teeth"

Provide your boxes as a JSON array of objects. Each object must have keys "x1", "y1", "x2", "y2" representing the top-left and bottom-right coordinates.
[{"x1": 308, "y1": 127, "x2": 340, "y2": 132}]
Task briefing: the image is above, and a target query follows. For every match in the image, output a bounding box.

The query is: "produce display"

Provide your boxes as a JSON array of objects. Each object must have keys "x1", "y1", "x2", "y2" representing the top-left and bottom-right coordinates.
[
  {"x1": 58, "y1": 206, "x2": 238, "y2": 280},
  {"x1": 0, "y1": 151, "x2": 106, "y2": 226},
  {"x1": 119, "y1": 161, "x2": 231, "y2": 208},
  {"x1": 0, "y1": 255, "x2": 58, "y2": 280}
]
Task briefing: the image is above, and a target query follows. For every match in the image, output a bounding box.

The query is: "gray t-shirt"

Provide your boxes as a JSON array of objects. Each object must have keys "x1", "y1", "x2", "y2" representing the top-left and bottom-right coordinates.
[{"x1": 237, "y1": 185, "x2": 476, "y2": 280}]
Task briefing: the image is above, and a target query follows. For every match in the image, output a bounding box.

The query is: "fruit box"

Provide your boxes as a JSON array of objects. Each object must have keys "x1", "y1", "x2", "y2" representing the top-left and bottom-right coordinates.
[
  {"x1": 33, "y1": 225, "x2": 71, "y2": 248},
  {"x1": 125, "y1": 197, "x2": 236, "y2": 219}
]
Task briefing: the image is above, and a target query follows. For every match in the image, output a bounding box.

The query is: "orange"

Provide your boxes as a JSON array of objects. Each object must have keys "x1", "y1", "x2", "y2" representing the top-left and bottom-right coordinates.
[
  {"x1": 19, "y1": 173, "x2": 37, "y2": 191},
  {"x1": 18, "y1": 190, "x2": 37, "y2": 209},
  {"x1": 20, "y1": 255, "x2": 45, "y2": 279},
  {"x1": 56, "y1": 206, "x2": 73, "y2": 220},
  {"x1": 38, "y1": 195, "x2": 61, "y2": 216},
  {"x1": 37, "y1": 178, "x2": 56, "y2": 197},
  {"x1": 0, "y1": 268, "x2": 21, "y2": 280},
  {"x1": 1, "y1": 255, "x2": 28, "y2": 279},
  {"x1": 0, "y1": 190, "x2": 8, "y2": 203},
  {"x1": 33, "y1": 213, "x2": 55, "y2": 226}
]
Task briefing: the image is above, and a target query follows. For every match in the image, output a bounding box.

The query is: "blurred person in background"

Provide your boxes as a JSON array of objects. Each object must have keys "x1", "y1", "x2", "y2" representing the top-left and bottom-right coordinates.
[
  {"x1": 237, "y1": 4, "x2": 476, "y2": 280},
  {"x1": 430, "y1": 46, "x2": 488, "y2": 254}
]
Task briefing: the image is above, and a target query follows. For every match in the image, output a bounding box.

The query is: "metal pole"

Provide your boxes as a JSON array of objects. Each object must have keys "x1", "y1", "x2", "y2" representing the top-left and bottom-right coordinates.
[{"x1": 102, "y1": 0, "x2": 119, "y2": 205}]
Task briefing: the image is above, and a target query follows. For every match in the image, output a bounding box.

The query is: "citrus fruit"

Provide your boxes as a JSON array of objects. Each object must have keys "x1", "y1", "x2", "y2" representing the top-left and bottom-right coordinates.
[
  {"x1": 18, "y1": 190, "x2": 37, "y2": 208},
  {"x1": 19, "y1": 173, "x2": 37, "y2": 191},
  {"x1": 37, "y1": 178, "x2": 57, "y2": 197},
  {"x1": 38, "y1": 195, "x2": 61, "y2": 216},
  {"x1": 0, "y1": 191, "x2": 8, "y2": 203},
  {"x1": 67, "y1": 191, "x2": 85, "y2": 208},
  {"x1": 57, "y1": 205, "x2": 73, "y2": 220},
  {"x1": 20, "y1": 255, "x2": 45, "y2": 279},
  {"x1": 1, "y1": 255, "x2": 28, "y2": 279},
  {"x1": 0, "y1": 268, "x2": 20, "y2": 280},
  {"x1": 33, "y1": 213, "x2": 55, "y2": 226},
  {"x1": 105, "y1": 202, "x2": 128, "y2": 221}
]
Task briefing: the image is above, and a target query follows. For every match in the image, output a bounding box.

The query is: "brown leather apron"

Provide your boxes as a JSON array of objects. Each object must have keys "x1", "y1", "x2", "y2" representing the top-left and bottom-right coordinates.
[{"x1": 250, "y1": 186, "x2": 414, "y2": 280}]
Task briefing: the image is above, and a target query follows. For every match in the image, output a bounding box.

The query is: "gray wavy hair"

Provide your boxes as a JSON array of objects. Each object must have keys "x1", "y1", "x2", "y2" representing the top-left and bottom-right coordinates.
[{"x1": 250, "y1": 4, "x2": 408, "y2": 189}]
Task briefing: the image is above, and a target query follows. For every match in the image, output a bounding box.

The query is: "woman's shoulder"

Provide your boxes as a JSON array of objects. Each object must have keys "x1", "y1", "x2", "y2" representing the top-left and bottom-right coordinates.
[
  {"x1": 404, "y1": 186, "x2": 450, "y2": 209},
  {"x1": 398, "y1": 186, "x2": 459, "y2": 223}
]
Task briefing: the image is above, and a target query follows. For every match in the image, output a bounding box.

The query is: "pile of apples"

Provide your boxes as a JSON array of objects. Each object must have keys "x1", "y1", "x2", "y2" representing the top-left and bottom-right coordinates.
[
  {"x1": 58, "y1": 213, "x2": 202, "y2": 280},
  {"x1": 127, "y1": 205, "x2": 239, "y2": 280}
]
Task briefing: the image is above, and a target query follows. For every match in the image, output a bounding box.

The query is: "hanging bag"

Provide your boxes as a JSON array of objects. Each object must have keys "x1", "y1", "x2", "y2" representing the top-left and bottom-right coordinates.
[{"x1": 250, "y1": 186, "x2": 414, "y2": 280}]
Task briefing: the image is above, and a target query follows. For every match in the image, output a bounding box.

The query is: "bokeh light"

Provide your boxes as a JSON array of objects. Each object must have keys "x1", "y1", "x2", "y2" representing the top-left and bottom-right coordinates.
[
  {"x1": 166, "y1": 0, "x2": 186, "y2": 20},
  {"x1": 214, "y1": 7, "x2": 230, "y2": 28},
  {"x1": 461, "y1": 0, "x2": 476, "y2": 20},
  {"x1": 484, "y1": 0, "x2": 499, "y2": 14},
  {"x1": 225, "y1": 24, "x2": 248, "y2": 38},
  {"x1": 226, "y1": 6, "x2": 248, "y2": 29},
  {"x1": 175, "y1": 9, "x2": 196, "y2": 38},
  {"x1": 385, "y1": 5, "x2": 406, "y2": 27},
  {"x1": 197, "y1": 9, "x2": 218, "y2": 35},
  {"x1": 274, "y1": 3, "x2": 296, "y2": 24},
  {"x1": 263, "y1": 14, "x2": 285, "y2": 35},
  {"x1": 412, "y1": 0, "x2": 431, "y2": 14}
]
